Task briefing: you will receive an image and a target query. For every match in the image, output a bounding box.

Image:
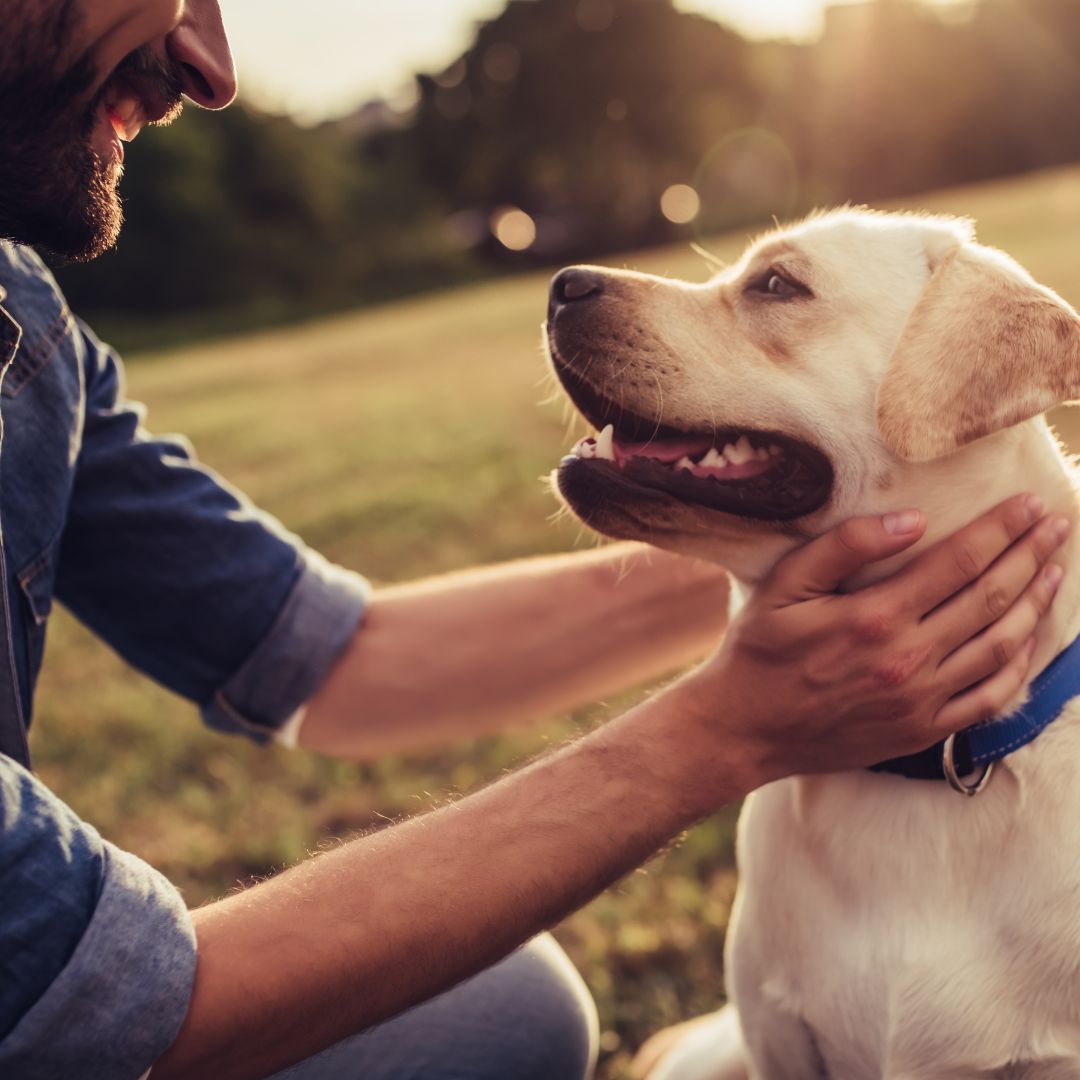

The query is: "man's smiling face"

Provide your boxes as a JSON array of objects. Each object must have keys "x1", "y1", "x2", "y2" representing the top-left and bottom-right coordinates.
[{"x1": 0, "y1": 0, "x2": 236, "y2": 263}]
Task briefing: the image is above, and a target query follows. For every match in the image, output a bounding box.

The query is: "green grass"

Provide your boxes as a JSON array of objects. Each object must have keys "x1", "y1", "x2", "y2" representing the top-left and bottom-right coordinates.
[{"x1": 29, "y1": 163, "x2": 1080, "y2": 1078}]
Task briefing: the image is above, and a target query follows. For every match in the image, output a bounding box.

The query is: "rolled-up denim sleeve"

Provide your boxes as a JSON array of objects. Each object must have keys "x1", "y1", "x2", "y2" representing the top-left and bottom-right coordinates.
[
  {"x1": 0, "y1": 755, "x2": 196, "y2": 1078},
  {"x1": 55, "y1": 321, "x2": 370, "y2": 741}
]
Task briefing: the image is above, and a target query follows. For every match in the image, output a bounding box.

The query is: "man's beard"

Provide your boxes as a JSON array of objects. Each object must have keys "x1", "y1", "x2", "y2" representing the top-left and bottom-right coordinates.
[{"x1": 0, "y1": 4, "x2": 183, "y2": 263}]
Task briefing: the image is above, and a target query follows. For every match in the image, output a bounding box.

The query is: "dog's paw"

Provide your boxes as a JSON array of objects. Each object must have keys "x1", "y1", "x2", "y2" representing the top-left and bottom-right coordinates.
[{"x1": 630, "y1": 1006, "x2": 749, "y2": 1080}]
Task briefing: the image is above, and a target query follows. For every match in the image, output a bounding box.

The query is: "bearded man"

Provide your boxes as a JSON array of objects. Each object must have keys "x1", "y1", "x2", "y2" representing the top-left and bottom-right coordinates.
[{"x1": 0, "y1": 4, "x2": 1066, "y2": 1079}]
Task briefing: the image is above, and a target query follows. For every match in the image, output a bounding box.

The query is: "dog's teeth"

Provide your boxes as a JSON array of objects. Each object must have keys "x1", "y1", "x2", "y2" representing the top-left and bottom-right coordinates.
[
  {"x1": 574, "y1": 440, "x2": 597, "y2": 459},
  {"x1": 676, "y1": 456, "x2": 695, "y2": 471},
  {"x1": 595, "y1": 424, "x2": 616, "y2": 461},
  {"x1": 768, "y1": 445, "x2": 783, "y2": 457},
  {"x1": 725, "y1": 437, "x2": 754, "y2": 465},
  {"x1": 700, "y1": 448, "x2": 728, "y2": 468},
  {"x1": 754, "y1": 447, "x2": 770, "y2": 461}
]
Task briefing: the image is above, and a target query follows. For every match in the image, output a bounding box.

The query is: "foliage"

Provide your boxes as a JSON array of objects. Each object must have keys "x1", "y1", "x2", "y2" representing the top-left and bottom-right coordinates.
[
  {"x1": 31, "y1": 165, "x2": 1080, "y2": 1078},
  {"x1": 55, "y1": 105, "x2": 479, "y2": 349},
  {"x1": 49, "y1": 0, "x2": 1080, "y2": 351},
  {"x1": 412, "y1": 0, "x2": 758, "y2": 252}
]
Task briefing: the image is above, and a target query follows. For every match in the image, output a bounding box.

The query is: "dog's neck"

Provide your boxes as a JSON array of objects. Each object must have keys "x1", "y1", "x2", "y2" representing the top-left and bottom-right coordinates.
[
  {"x1": 860, "y1": 418, "x2": 1080, "y2": 686},
  {"x1": 727, "y1": 419, "x2": 1080, "y2": 697}
]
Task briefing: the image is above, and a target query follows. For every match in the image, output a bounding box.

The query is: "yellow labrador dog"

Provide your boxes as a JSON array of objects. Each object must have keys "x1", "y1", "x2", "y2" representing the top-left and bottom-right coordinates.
[{"x1": 545, "y1": 209, "x2": 1080, "y2": 1079}]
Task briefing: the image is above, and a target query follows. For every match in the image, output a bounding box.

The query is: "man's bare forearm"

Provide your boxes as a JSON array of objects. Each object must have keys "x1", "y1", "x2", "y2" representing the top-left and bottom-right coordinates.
[
  {"x1": 151, "y1": 677, "x2": 749, "y2": 1080},
  {"x1": 301, "y1": 544, "x2": 731, "y2": 759}
]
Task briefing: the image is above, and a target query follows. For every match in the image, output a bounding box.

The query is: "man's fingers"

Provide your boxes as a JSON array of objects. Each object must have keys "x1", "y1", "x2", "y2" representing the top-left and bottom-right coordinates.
[
  {"x1": 933, "y1": 636, "x2": 1037, "y2": 735},
  {"x1": 924, "y1": 515, "x2": 1070, "y2": 657},
  {"x1": 766, "y1": 510, "x2": 926, "y2": 605},
  {"x1": 887, "y1": 494, "x2": 1043, "y2": 616},
  {"x1": 936, "y1": 561, "x2": 1063, "y2": 692}
]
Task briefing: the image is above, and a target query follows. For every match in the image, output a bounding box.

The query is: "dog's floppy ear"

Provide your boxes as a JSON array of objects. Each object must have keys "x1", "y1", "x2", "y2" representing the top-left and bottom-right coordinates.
[{"x1": 876, "y1": 243, "x2": 1080, "y2": 462}]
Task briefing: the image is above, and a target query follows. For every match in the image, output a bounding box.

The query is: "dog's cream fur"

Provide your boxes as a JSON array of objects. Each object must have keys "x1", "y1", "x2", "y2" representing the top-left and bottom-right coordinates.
[{"x1": 548, "y1": 209, "x2": 1080, "y2": 1078}]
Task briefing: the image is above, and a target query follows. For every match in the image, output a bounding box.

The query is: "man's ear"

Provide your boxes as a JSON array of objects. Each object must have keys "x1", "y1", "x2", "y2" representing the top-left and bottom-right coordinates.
[{"x1": 876, "y1": 243, "x2": 1080, "y2": 462}]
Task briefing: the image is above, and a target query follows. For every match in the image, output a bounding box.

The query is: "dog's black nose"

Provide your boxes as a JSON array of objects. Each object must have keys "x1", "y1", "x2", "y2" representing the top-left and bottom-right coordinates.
[{"x1": 550, "y1": 267, "x2": 604, "y2": 307}]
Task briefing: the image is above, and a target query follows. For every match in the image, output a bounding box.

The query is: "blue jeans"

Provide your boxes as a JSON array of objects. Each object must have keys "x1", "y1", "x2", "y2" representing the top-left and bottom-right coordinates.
[{"x1": 271, "y1": 935, "x2": 599, "y2": 1080}]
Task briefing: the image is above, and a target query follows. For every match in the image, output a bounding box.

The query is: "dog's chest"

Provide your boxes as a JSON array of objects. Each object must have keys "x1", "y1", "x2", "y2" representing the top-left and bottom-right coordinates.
[{"x1": 731, "y1": 715, "x2": 1080, "y2": 1075}]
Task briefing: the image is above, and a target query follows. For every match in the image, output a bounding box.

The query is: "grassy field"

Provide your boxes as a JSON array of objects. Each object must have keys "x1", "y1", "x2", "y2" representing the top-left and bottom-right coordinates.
[{"x1": 30, "y1": 164, "x2": 1080, "y2": 1077}]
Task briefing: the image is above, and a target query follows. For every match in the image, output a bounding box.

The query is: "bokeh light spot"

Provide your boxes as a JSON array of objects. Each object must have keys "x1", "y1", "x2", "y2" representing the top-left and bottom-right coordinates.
[
  {"x1": 606, "y1": 98, "x2": 628, "y2": 122},
  {"x1": 434, "y1": 84, "x2": 472, "y2": 121},
  {"x1": 491, "y1": 207, "x2": 537, "y2": 252},
  {"x1": 483, "y1": 42, "x2": 521, "y2": 84},
  {"x1": 660, "y1": 184, "x2": 702, "y2": 225},
  {"x1": 692, "y1": 128, "x2": 799, "y2": 235},
  {"x1": 434, "y1": 60, "x2": 467, "y2": 90},
  {"x1": 576, "y1": 0, "x2": 616, "y2": 33}
]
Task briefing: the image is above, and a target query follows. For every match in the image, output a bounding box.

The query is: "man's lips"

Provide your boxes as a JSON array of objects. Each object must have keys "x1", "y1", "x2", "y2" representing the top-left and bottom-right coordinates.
[
  {"x1": 106, "y1": 100, "x2": 145, "y2": 143},
  {"x1": 103, "y1": 83, "x2": 152, "y2": 144},
  {"x1": 100, "y1": 70, "x2": 178, "y2": 146}
]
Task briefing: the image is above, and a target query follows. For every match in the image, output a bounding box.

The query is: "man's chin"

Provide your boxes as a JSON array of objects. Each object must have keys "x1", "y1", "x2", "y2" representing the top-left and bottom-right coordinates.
[
  {"x1": 2, "y1": 154, "x2": 124, "y2": 264},
  {"x1": 62, "y1": 175, "x2": 123, "y2": 264},
  {"x1": 56, "y1": 207, "x2": 123, "y2": 264}
]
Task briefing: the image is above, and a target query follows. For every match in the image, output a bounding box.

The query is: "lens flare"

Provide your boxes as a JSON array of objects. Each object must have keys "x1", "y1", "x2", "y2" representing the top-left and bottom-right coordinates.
[{"x1": 692, "y1": 128, "x2": 799, "y2": 235}]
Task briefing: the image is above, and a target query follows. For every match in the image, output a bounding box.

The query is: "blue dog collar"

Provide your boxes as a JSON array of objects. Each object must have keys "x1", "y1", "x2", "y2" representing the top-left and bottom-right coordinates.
[{"x1": 872, "y1": 632, "x2": 1080, "y2": 786}]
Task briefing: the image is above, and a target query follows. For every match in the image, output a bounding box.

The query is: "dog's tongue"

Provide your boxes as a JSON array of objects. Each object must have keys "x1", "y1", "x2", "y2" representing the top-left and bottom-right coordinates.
[{"x1": 613, "y1": 435, "x2": 714, "y2": 466}]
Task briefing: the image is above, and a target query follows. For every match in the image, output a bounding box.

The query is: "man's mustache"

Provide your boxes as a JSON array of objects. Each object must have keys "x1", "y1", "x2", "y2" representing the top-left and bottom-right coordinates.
[{"x1": 105, "y1": 45, "x2": 186, "y2": 126}]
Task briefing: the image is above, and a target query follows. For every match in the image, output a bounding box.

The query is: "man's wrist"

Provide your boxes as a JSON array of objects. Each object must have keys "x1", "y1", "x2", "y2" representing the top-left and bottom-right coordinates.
[{"x1": 610, "y1": 671, "x2": 767, "y2": 824}]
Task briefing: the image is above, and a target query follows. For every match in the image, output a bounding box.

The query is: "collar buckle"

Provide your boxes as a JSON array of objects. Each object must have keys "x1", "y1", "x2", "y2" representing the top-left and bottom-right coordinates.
[{"x1": 942, "y1": 733, "x2": 995, "y2": 797}]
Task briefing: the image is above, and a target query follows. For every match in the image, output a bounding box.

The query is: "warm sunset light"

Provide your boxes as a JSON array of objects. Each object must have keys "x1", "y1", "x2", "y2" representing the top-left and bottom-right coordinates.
[
  {"x1": 23, "y1": 2, "x2": 1080, "y2": 1079},
  {"x1": 223, "y1": 0, "x2": 968, "y2": 121}
]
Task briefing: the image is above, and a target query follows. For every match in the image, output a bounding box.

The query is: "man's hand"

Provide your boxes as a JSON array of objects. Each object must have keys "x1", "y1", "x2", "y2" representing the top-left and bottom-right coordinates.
[{"x1": 673, "y1": 494, "x2": 1068, "y2": 788}]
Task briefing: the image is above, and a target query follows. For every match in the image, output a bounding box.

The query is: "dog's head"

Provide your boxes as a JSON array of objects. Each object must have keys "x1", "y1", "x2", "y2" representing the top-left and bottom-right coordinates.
[{"x1": 545, "y1": 208, "x2": 1080, "y2": 582}]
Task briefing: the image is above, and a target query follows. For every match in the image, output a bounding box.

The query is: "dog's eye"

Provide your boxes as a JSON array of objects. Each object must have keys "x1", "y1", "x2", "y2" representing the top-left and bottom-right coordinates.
[
  {"x1": 747, "y1": 269, "x2": 808, "y2": 300},
  {"x1": 766, "y1": 273, "x2": 797, "y2": 298}
]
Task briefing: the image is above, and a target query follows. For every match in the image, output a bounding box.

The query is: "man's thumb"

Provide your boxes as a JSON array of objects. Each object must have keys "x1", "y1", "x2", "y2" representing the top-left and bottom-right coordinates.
[{"x1": 768, "y1": 510, "x2": 926, "y2": 603}]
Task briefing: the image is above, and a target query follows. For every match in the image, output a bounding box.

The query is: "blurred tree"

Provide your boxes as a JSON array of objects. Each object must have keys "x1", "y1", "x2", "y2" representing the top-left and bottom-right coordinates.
[
  {"x1": 47, "y1": 0, "x2": 1080, "y2": 347},
  {"x1": 412, "y1": 0, "x2": 762, "y2": 253},
  {"x1": 54, "y1": 105, "x2": 475, "y2": 345}
]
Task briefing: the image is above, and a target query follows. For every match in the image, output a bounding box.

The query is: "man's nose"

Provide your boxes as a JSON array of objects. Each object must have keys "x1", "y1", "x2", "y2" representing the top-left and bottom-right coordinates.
[{"x1": 167, "y1": 0, "x2": 237, "y2": 109}]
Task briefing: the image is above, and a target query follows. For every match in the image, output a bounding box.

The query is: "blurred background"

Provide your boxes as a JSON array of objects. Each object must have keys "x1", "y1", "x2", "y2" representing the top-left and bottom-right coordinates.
[
  {"x1": 54, "y1": 0, "x2": 1080, "y2": 350},
  {"x1": 33, "y1": 2, "x2": 1080, "y2": 1077}
]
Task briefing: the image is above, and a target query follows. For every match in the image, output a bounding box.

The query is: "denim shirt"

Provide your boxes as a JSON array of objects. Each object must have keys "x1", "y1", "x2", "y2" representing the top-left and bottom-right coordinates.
[{"x1": 0, "y1": 242, "x2": 370, "y2": 1077}]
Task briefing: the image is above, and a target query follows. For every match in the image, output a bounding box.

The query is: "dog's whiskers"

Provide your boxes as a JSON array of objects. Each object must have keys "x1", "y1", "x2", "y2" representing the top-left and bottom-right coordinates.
[
  {"x1": 691, "y1": 242, "x2": 727, "y2": 275},
  {"x1": 652, "y1": 375, "x2": 665, "y2": 433}
]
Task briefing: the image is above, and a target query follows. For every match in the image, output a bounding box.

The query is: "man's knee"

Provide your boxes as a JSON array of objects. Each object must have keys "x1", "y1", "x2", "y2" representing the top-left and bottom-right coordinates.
[
  {"x1": 493, "y1": 934, "x2": 599, "y2": 1080},
  {"x1": 276, "y1": 933, "x2": 598, "y2": 1080}
]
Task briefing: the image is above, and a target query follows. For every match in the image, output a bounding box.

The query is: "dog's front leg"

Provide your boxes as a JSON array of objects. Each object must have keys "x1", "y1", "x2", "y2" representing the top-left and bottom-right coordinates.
[
  {"x1": 741, "y1": 1009, "x2": 828, "y2": 1080},
  {"x1": 728, "y1": 901, "x2": 828, "y2": 1080}
]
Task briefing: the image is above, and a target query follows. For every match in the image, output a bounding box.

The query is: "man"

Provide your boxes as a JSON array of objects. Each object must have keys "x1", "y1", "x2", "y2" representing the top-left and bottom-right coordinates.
[{"x1": 0, "y1": 3, "x2": 1067, "y2": 1079}]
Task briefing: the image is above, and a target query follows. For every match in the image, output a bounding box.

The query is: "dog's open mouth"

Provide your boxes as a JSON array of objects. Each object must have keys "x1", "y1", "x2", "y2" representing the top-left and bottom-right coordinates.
[
  {"x1": 563, "y1": 422, "x2": 832, "y2": 521},
  {"x1": 553, "y1": 360, "x2": 834, "y2": 522}
]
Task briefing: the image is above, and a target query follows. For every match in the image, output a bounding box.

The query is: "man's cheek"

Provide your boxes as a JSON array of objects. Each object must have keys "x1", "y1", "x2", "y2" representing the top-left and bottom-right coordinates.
[{"x1": 74, "y1": 0, "x2": 184, "y2": 86}]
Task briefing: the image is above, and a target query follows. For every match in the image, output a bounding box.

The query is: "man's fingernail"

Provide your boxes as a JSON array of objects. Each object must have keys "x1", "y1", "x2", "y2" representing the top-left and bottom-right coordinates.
[
  {"x1": 1043, "y1": 563, "x2": 1065, "y2": 590},
  {"x1": 1025, "y1": 494, "x2": 1045, "y2": 522},
  {"x1": 1052, "y1": 516, "x2": 1072, "y2": 544},
  {"x1": 884, "y1": 509, "x2": 922, "y2": 535}
]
